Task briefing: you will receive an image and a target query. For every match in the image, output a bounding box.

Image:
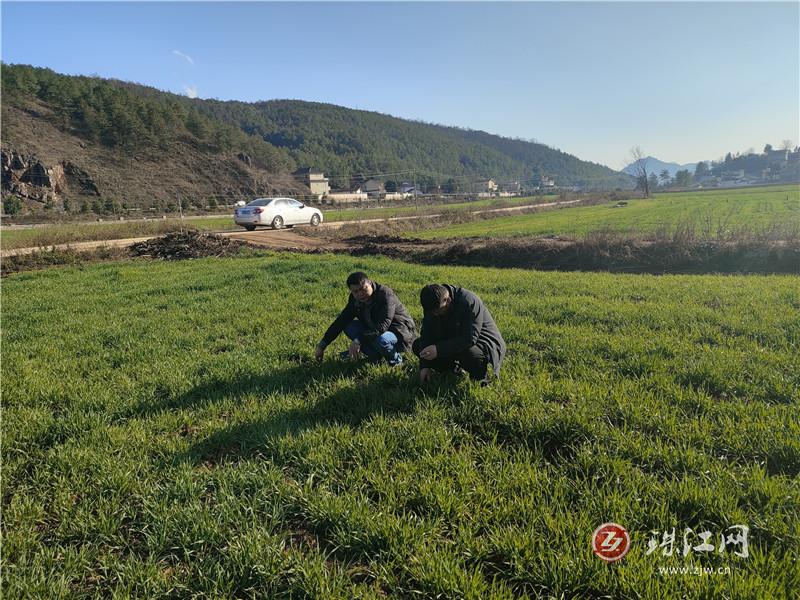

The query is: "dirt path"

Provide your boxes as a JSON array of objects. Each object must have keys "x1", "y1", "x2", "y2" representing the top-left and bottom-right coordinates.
[
  {"x1": 1, "y1": 199, "x2": 581, "y2": 257},
  {"x1": 223, "y1": 229, "x2": 350, "y2": 251},
  {"x1": 321, "y1": 197, "x2": 581, "y2": 228},
  {"x1": 2, "y1": 235, "x2": 161, "y2": 257}
]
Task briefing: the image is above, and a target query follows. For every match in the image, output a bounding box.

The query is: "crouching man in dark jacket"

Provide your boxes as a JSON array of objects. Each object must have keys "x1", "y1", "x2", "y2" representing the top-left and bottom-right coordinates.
[
  {"x1": 413, "y1": 284, "x2": 506, "y2": 384},
  {"x1": 315, "y1": 272, "x2": 417, "y2": 366}
]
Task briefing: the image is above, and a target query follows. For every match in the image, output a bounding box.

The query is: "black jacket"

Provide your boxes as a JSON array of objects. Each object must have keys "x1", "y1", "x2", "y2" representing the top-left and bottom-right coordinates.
[
  {"x1": 418, "y1": 285, "x2": 506, "y2": 376},
  {"x1": 320, "y1": 282, "x2": 417, "y2": 351}
]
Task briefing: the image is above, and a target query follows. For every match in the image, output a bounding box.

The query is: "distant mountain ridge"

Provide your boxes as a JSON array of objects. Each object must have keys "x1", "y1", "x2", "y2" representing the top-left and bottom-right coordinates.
[
  {"x1": 623, "y1": 152, "x2": 800, "y2": 184},
  {"x1": 622, "y1": 156, "x2": 698, "y2": 177}
]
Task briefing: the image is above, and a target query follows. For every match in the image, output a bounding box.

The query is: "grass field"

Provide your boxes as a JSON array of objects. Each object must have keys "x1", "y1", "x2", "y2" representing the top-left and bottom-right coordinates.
[
  {"x1": 323, "y1": 195, "x2": 557, "y2": 223},
  {"x1": 3, "y1": 253, "x2": 798, "y2": 597},
  {"x1": 414, "y1": 186, "x2": 800, "y2": 240},
  {"x1": 0, "y1": 217, "x2": 234, "y2": 250},
  {"x1": 0, "y1": 196, "x2": 554, "y2": 250}
]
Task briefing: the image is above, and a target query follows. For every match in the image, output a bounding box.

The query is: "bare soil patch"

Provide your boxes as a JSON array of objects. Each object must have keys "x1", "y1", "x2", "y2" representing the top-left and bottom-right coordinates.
[
  {"x1": 223, "y1": 229, "x2": 349, "y2": 252},
  {"x1": 129, "y1": 230, "x2": 245, "y2": 260}
]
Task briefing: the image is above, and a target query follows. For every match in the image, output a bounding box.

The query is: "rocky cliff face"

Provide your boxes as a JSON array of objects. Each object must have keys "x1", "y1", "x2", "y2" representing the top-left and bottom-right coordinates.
[{"x1": 2, "y1": 148, "x2": 100, "y2": 212}]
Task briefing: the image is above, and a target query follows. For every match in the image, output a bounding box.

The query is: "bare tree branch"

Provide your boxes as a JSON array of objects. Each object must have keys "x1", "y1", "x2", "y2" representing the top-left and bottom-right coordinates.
[{"x1": 630, "y1": 145, "x2": 650, "y2": 197}]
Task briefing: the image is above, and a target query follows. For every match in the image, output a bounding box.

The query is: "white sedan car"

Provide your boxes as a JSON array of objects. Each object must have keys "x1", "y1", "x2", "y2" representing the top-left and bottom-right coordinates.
[{"x1": 234, "y1": 197, "x2": 323, "y2": 231}]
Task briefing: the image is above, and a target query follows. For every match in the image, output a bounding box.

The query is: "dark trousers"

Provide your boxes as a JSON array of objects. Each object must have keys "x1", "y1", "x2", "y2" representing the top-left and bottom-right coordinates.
[{"x1": 412, "y1": 338, "x2": 488, "y2": 381}]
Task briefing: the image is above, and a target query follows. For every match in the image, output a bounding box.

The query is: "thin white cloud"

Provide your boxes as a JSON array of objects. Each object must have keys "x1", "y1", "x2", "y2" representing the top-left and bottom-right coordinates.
[
  {"x1": 173, "y1": 50, "x2": 194, "y2": 65},
  {"x1": 183, "y1": 85, "x2": 198, "y2": 99}
]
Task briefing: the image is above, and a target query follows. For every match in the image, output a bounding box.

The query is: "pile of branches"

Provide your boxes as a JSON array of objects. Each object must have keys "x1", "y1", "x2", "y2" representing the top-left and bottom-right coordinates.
[{"x1": 129, "y1": 230, "x2": 244, "y2": 260}]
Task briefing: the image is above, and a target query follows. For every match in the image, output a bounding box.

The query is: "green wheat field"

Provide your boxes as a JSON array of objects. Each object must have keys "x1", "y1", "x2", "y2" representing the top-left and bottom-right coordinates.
[
  {"x1": 3, "y1": 252, "x2": 798, "y2": 598},
  {"x1": 415, "y1": 185, "x2": 800, "y2": 239}
]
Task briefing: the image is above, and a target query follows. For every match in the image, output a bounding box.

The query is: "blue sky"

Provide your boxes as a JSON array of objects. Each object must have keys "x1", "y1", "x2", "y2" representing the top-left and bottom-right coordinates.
[{"x1": 2, "y1": 1, "x2": 798, "y2": 168}]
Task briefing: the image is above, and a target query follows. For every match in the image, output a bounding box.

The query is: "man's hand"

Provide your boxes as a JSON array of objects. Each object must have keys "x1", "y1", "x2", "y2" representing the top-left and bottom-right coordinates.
[
  {"x1": 348, "y1": 339, "x2": 361, "y2": 360},
  {"x1": 419, "y1": 368, "x2": 433, "y2": 384},
  {"x1": 315, "y1": 343, "x2": 325, "y2": 362},
  {"x1": 419, "y1": 345, "x2": 438, "y2": 361}
]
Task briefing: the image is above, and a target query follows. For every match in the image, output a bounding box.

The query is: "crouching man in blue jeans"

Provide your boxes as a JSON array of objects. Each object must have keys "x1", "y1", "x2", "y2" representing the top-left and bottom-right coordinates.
[{"x1": 314, "y1": 272, "x2": 417, "y2": 366}]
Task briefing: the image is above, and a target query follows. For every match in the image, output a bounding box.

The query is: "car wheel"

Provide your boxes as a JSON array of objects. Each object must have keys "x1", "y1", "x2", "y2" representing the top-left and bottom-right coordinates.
[
  {"x1": 272, "y1": 215, "x2": 284, "y2": 230},
  {"x1": 310, "y1": 213, "x2": 321, "y2": 226},
  {"x1": 244, "y1": 224, "x2": 256, "y2": 231}
]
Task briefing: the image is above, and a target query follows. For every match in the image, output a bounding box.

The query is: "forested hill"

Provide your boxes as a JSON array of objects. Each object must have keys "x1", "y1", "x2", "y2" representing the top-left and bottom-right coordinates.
[
  {"x1": 2, "y1": 64, "x2": 629, "y2": 213},
  {"x1": 194, "y1": 98, "x2": 630, "y2": 190}
]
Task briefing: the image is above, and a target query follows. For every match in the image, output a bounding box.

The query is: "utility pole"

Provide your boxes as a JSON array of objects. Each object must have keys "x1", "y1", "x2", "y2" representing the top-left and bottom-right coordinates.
[
  {"x1": 413, "y1": 169, "x2": 418, "y2": 212},
  {"x1": 178, "y1": 196, "x2": 184, "y2": 232}
]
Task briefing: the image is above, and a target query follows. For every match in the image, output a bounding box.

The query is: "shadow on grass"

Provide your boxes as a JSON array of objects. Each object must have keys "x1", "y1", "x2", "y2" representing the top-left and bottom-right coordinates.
[
  {"x1": 156, "y1": 359, "x2": 425, "y2": 466},
  {"x1": 125, "y1": 358, "x2": 378, "y2": 419}
]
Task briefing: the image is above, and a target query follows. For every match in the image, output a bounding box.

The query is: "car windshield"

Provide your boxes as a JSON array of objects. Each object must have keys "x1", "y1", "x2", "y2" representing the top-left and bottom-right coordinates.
[{"x1": 247, "y1": 199, "x2": 273, "y2": 207}]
